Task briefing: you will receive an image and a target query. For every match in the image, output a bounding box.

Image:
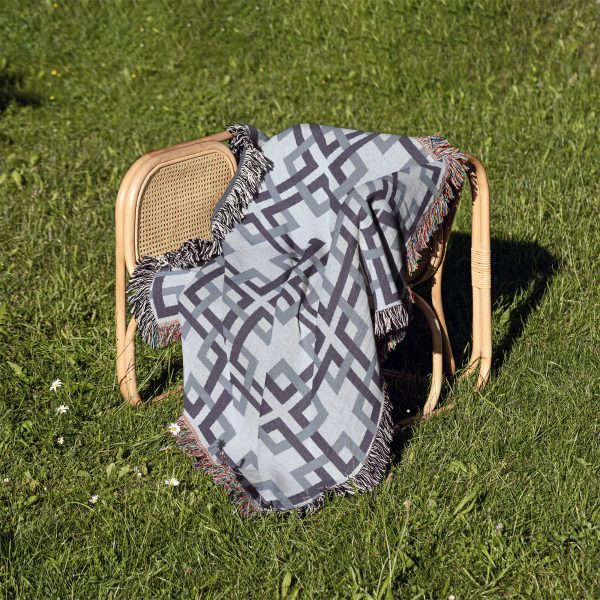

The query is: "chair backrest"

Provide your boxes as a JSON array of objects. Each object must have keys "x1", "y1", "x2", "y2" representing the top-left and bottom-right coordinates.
[{"x1": 116, "y1": 138, "x2": 236, "y2": 275}]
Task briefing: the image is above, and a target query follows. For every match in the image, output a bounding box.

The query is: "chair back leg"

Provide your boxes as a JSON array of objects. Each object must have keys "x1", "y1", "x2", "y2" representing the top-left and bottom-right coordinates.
[
  {"x1": 462, "y1": 156, "x2": 492, "y2": 388},
  {"x1": 115, "y1": 195, "x2": 142, "y2": 406}
]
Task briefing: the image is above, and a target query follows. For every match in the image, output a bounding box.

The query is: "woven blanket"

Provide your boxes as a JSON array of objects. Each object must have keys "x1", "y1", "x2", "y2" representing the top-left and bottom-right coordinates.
[{"x1": 128, "y1": 123, "x2": 466, "y2": 516}]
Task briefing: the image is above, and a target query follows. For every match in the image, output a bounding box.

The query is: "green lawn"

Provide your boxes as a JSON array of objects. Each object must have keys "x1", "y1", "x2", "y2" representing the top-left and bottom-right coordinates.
[{"x1": 1, "y1": 0, "x2": 599, "y2": 598}]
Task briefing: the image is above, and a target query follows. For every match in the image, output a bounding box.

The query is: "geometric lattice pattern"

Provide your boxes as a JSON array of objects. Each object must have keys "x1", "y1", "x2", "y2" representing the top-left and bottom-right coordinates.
[{"x1": 150, "y1": 124, "x2": 446, "y2": 510}]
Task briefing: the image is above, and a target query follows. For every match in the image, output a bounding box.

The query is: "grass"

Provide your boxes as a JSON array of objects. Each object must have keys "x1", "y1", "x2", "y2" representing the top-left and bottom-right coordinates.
[{"x1": 0, "y1": 0, "x2": 598, "y2": 597}]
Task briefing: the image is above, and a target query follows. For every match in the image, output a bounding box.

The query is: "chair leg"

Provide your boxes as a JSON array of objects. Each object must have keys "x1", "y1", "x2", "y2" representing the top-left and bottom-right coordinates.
[
  {"x1": 116, "y1": 203, "x2": 142, "y2": 407},
  {"x1": 116, "y1": 319, "x2": 130, "y2": 403},
  {"x1": 461, "y1": 156, "x2": 492, "y2": 389},
  {"x1": 460, "y1": 162, "x2": 482, "y2": 379},
  {"x1": 124, "y1": 318, "x2": 142, "y2": 406},
  {"x1": 116, "y1": 284, "x2": 142, "y2": 406},
  {"x1": 430, "y1": 258, "x2": 456, "y2": 377},
  {"x1": 471, "y1": 157, "x2": 492, "y2": 389},
  {"x1": 413, "y1": 292, "x2": 443, "y2": 417}
]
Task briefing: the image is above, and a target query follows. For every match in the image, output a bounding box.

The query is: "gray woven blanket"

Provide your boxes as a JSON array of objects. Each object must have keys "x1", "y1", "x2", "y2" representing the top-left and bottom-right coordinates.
[{"x1": 128, "y1": 123, "x2": 466, "y2": 516}]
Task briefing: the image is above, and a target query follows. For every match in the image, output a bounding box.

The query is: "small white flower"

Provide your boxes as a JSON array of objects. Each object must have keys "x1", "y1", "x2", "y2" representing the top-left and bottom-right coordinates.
[
  {"x1": 164, "y1": 477, "x2": 180, "y2": 487},
  {"x1": 89, "y1": 494, "x2": 99, "y2": 504},
  {"x1": 57, "y1": 436, "x2": 64, "y2": 445},
  {"x1": 50, "y1": 379, "x2": 63, "y2": 392},
  {"x1": 448, "y1": 596, "x2": 456, "y2": 600},
  {"x1": 55, "y1": 404, "x2": 69, "y2": 414},
  {"x1": 2, "y1": 478, "x2": 9, "y2": 483},
  {"x1": 495, "y1": 522, "x2": 504, "y2": 533},
  {"x1": 167, "y1": 422, "x2": 181, "y2": 436},
  {"x1": 137, "y1": 472, "x2": 143, "y2": 478},
  {"x1": 134, "y1": 467, "x2": 143, "y2": 478}
]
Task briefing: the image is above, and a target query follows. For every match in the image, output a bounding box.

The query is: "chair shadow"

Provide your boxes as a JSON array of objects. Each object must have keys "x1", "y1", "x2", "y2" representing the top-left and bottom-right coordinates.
[
  {"x1": 387, "y1": 233, "x2": 557, "y2": 458},
  {"x1": 141, "y1": 355, "x2": 184, "y2": 403},
  {"x1": 0, "y1": 69, "x2": 40, "y2": 113}
]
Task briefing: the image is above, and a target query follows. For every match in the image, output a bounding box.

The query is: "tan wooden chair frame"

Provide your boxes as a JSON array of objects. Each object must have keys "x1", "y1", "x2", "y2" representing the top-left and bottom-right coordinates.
[{"x1": 115, "y1": 131, "x2": 491, "y2": 419}]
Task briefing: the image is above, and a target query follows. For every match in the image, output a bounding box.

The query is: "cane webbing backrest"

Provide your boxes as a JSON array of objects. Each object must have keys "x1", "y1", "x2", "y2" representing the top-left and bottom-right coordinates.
[{"x1": 136, "y1": 151, "x2": 235, "y2": 260}]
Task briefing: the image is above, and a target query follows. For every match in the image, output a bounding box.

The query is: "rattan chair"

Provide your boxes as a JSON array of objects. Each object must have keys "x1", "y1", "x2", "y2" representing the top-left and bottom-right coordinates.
[{"x1": 115, "y1": 130, "x2": 491, "y2": 420}]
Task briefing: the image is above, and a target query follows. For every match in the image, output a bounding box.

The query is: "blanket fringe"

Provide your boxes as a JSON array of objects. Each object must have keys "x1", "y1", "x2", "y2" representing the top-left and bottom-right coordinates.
[
  {"x1": 379, "y1": 330, "x2": 408, "y2": 364},
  {"x1": 374, "y1": 302, "x2": 410, "y2": 339},
  {"x1": 334, "y1": 381, "x2": 394, "y2": 495},
  {"x1": 174, "y1": 416, "x2": 260, "y2": 517},
  {"x1": 373, "y1": 288, "x2": 415, "y2": 362},
  {"x1": 406, "y1": 135, "x2": 467, "y2": 276},
  {"x1": 127, "y1": 124, "x2": 272, "y2": 348}
]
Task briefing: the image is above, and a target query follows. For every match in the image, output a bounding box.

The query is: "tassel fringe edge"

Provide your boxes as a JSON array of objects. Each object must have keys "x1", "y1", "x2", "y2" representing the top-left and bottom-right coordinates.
[
  {"x1": 174, "y1": 415, "x2": 261, "y2": 518},
  {"x1": 405, "y1": 134, "x2": 467, "y2": 276}
]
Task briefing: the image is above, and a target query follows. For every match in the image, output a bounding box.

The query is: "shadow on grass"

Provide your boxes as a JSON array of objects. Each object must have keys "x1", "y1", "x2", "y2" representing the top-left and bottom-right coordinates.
[
  {"x1": 0, "y1": 69, "x2": 40, "y2": 113},
  {"x1": 386, "y1": 233, "x2": 557, "y2": 456},
  {"x1": 141, "y1": 356, "x2": 184, "y2": 404}
]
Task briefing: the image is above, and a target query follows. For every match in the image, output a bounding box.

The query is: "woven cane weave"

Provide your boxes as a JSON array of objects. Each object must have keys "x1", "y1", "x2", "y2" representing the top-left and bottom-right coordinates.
[{"x1": 137, "y1": 152, "x2": 234, "y2": 259}]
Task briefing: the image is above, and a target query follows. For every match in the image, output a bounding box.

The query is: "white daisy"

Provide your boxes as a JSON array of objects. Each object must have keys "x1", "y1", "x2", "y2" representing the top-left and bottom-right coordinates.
[
  {"x1": 167, "y1": 422, "x2": 181, "y2": 436},
  {"x1": 57, "y1": 436, "x2": 64, "y2": 445},
  {"x1": 89, "y1": 494, "x2": 99, "y2": 504},
  {"x1": 55, "y1": 404, "x2": 69, "y2": 414},
  {"x1": 50, "y1": 379, "x2": 63, "y2": 392},
  {"x1": 164, "y1": 477, "x2": 180, "y2": 487}
]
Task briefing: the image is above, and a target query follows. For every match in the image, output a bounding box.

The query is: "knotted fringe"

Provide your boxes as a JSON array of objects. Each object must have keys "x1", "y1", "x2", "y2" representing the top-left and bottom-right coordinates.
[
  {"x1": 374, "y1": 302, "x2": 411, "y2": 339},
  {"x1": 330, "y1": 381, "x2": 394, "y2": 494},
  {"x1": 174, "y1": 415, "x2": 260, "y2": 517},
  {"x1": 127, "y1": 255, "x2": 175, "y2": 348},
  {"x1": 373, "y1": 285, "x2": 416, "y2": 363},
  {"x1": 127, "y1": 124, "x2": 273, "y2": 348},
  {"x1": 156, "y1": 320, "x2": 182, "y2": 346},
  {"x1": 405, "y1": 135, "x2": 467, "y2": 276}
]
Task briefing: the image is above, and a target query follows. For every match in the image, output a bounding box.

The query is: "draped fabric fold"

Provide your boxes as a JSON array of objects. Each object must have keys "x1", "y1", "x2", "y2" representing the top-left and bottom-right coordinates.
[{"x1": 128, "y1": 123, "x2": 466, "y2": 515}]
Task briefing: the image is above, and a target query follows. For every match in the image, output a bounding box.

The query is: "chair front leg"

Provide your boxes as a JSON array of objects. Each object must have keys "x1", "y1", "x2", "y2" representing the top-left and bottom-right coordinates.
[
  {"x1": 413, "y1": 292, "x2": 443, "y2": 417},
  {"x1": 430, "y1": 258, "x2": 456, "y2": 377},
  {"x1": 116, "y1": 213, "x2": 142, "y2": 406}
]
